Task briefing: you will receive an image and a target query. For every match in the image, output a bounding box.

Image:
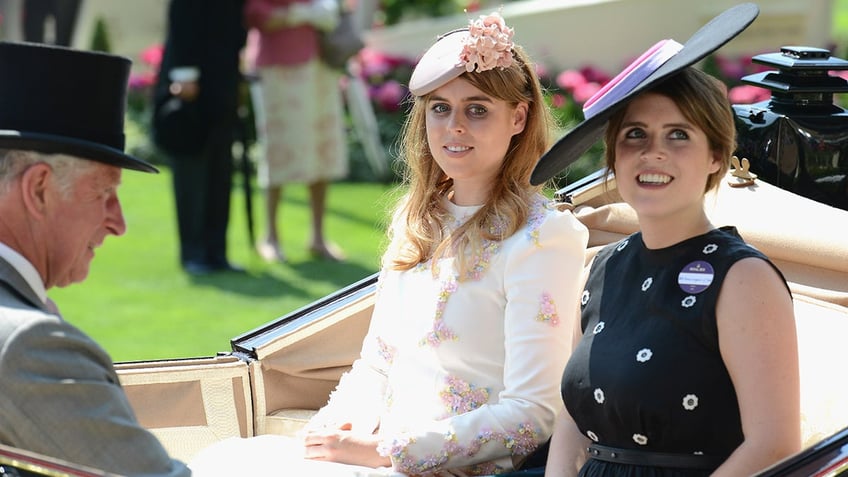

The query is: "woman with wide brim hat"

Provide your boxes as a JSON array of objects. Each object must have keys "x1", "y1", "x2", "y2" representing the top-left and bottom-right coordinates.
[
  {"x1": 542, "y1": 3, "x2": 802, "y2": 476},
  {"x1": 532, "y1": 2, "x2": 758, "y2": 186}
]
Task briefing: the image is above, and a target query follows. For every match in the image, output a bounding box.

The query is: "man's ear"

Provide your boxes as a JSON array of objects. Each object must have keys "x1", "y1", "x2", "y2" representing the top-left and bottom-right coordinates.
[{"x1": 19, "y1": 163, "x2": 53, "y2": 218}]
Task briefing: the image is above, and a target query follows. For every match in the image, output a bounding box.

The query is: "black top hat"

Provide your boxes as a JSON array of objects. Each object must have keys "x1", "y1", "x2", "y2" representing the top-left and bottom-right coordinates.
[
  {"x1": 530, "y1": 3, "x2": 759, "y2": 185},
  {"x1": 0, "y1": 42, "x2": 157, "y2": 173}
]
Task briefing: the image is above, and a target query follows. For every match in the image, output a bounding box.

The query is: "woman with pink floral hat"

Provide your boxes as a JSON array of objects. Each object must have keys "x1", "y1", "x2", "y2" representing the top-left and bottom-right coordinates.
[
  {"x1": 191, "y1": 11, "x2": 587, "y2": 476},
  {"x1": 297, "y1": 11, "x2": 587, "y2": 475}
]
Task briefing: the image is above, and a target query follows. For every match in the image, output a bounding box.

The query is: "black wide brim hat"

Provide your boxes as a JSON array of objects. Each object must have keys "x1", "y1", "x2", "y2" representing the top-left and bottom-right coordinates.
[
  {"x1": 0, "y1": 42, "x2": 157, "y2": 173},
  {"x1": 530, "y1": 2, "x2": 759, "y2": 185}
]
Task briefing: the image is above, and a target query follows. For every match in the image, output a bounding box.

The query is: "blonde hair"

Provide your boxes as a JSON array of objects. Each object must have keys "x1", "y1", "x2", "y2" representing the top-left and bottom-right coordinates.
[
  {"x1": 603, "y1": 67, "x2": 736, "y2": 193},
  {"x1": 387, "y1": 44, "x2": 554, "y2": 277}
]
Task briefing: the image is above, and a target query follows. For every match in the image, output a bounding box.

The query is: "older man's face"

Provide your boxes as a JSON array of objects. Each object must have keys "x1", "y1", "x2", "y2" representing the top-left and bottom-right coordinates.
[{"x1": 44, "y1": 162, "x2": 126, "y2": 288}]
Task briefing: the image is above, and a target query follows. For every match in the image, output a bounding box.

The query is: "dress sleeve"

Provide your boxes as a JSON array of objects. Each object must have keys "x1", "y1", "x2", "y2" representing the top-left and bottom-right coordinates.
[
  {"x1": 305, "y1": 271, "x2": 391, "y2": 434},
  {"x1": 379, "y1": 206, "x2": 589, "y2": 474},
  {"x1": 0, "y1": 315, "x2": 191, "y2": 476}
]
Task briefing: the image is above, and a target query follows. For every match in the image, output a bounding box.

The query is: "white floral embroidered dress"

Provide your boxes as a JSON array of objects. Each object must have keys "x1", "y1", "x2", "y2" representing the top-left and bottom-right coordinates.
[{"x1": 309, "y1": 195, "x2": 588, "y2": 475}]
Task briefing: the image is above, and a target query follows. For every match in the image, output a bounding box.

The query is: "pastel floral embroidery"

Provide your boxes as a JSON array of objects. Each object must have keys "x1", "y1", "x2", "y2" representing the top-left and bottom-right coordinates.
[
  {"x1": 703, "y1": 243, "x2": 718, "y2": 254},
  {"x1": 594, "y1": 388, "x2": 605, "y2": 404},
  {"x1": 442, "y1": 209, "x2": 502, "y2": 282},
  {"x1": 454, "y1": 196, "x2": 543, "y2": 283},
  {"x1": 616, "y1": 239, "x2": 629, "y2": 252},
  {"x1": 459, "y1": 12, "x2": 515, "y2": 73},
  {"x1": 641, "y1": 277, "x2": 653, "y2": 291},
  {"x1": 375, "y1": 337, "x2": 396, "y2": 365},
  {"x1": 636, "y1": 348, "x2": 652, "y2": 362},
  {"x1": 498, "y1": 422, "x2": 540, "y2": 456},
  {"x1": 382, "y1": 423, "x2": 541, "y2": 474},
  {"x1": 420, "y1": 276, "x2": 459, "y2": 347},
  {"x1": 592, "y1": 321, "x2": 605, "y2": 334},
  {"x1": 633, "y1": 433, "x2": 648, "y2": 445},
  {"x1": 524, "y1": 198, "x2": 548, "y2": 246},
  {"x1": 581, "y1": 290, "x2": 590, "y2": 306},
  {"x1": 465, "y1": 216, "x2": 503, "y2": 281},
  {"x1": 465, "y1": 238, "x2": 500, "y2": 281},
  {"x1": 682, "y1": 295, "x2": 697, "y2": 308},
  {"x1": 536, "y1": 292, "x2": 560, "y2": 326},
  {"x1": 440, "y1": 375, "x2": 490, "y2": 416},
  {"x1": 378, "y1": 434, "x2": 446, "y2": 474},
  {"x1": 682, "y1": 394, "x2": 699, "y2": 411},
  {"x1": 587, "y1": 430, "x2": 599, "y2": 442}
]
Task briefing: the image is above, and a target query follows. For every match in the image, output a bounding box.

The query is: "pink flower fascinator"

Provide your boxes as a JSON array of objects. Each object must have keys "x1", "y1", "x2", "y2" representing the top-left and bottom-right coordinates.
[{"x1": 408, "y1": 12, "x2": 516, "y2": 96}]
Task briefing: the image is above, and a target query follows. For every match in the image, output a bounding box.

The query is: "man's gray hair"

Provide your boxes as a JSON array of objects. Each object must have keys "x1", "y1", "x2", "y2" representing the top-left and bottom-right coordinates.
[{"x1": 0, "y1": 149, "x2": 97, "y2": 197}]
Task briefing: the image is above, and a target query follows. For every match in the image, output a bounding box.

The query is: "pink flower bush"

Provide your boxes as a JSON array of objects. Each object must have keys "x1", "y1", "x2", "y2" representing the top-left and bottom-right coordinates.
[
  {"x1": 140, "y1": 44, "x2": 163, "y2": 69},
  {"x1": 128, "y1": 73, "x2": 156, "y2": 90},
  {"x1": 556, "y1": 69, "x2": 586, "y2": 91},
  {"x1": 353, "y1": 47, "x2": 416, "y2": 114},
  {"x1": 713, "y1": 53, "x2": 771, "y2": 81},
  {"x1": 373, "y1": 80, "x2": 406, "y2": 113},
  {"x1": 554, "y1": 66, "x2": 611, "y2": 107},
  {"x1": 728, "y1": 84, "x2": 771, "y2": 104},
  {"x1": 572, "y1": 81, "x2": 602, "y2": 104},
  {"x1": 129, "y1": 44, "x2": 163, "y2": 92},
  {"x1": 552, "y1": 68, "x2": 602, "y2": 108},
  {"x1": 550, "y1": 93, "x2": 566, "y2": 109},
  {"x1": 126, "y1": 43, "x2": 165, "y2": 118},
  {"x1": 359, "y1": 48, "x2": 399, "y2": 80}
]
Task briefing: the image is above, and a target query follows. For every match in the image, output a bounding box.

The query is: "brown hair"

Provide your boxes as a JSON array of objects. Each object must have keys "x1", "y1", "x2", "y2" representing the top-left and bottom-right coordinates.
[{"x1": 603, "y1": 67, "x2": 736, "y2": 193}]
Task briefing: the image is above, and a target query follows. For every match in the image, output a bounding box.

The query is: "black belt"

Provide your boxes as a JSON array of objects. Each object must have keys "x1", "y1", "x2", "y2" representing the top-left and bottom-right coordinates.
[{"x1": 587, "y1": 444, "x2": 724, "y2": 470}]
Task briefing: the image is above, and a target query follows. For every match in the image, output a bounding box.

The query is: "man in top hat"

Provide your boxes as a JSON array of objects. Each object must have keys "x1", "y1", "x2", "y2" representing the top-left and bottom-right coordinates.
[{"x1": 0, "y1": 42, "x2": 190, "y2": 475}]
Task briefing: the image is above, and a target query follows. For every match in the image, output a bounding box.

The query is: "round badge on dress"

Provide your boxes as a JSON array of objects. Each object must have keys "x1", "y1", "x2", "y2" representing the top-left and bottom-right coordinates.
[{"x1": 678, "y1": 260, "x2": 714, "y2": 293}]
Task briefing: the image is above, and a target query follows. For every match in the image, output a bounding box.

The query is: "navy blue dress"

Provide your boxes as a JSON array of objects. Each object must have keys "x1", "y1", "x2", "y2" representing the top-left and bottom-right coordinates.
[{"x1": 561, "y1": 227, "x2": 788, "y2": 476}]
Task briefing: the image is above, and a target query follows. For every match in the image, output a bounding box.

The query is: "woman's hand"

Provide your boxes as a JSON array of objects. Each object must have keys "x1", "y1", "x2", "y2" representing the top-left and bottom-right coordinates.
[{"x1": 302, "y1": 422, "x2": 391, "y2": 468}]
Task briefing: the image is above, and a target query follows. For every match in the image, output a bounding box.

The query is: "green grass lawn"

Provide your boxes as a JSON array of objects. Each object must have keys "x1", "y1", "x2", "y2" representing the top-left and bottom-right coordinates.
[{"x1": 50, "y1": 165, "x2": 395, "y2": 362}]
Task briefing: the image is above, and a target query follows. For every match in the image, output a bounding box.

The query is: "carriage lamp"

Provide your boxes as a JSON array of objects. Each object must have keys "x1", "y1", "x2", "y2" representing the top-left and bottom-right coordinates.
[{"x1": 732, "y1": 46, "x2": 848, "y2": 210}]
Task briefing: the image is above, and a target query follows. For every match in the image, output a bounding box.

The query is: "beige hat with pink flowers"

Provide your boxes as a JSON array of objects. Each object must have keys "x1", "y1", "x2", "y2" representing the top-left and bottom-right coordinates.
[{"x1": 408, "y1": 11, "x2": 516, "y2": 96}]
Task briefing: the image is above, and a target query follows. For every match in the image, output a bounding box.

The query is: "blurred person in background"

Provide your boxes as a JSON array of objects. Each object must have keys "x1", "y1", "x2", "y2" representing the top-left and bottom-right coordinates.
[
  {"x1": 153, "y1": 0, "x2": 247, "y2": 275},
  {"x1": 244, "y1": 0, "x2": 349, "y2": 263}
]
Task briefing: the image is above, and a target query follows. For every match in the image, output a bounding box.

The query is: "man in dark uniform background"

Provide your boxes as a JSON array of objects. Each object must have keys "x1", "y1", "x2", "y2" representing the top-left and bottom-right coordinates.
[{"x1": 153, "y1": 0, "x2": 247, "y2": 275}]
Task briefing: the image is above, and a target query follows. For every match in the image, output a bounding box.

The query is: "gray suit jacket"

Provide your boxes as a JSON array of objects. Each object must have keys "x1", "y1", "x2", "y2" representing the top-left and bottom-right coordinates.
[{"x1": 0, "y1": 257, "x2": 191, "y2": 476}]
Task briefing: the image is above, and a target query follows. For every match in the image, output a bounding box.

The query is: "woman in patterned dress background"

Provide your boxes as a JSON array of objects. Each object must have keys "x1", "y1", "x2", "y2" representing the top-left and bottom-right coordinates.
[{"x1": 244, "y1": 0, "x2": 349, "y2": 262}]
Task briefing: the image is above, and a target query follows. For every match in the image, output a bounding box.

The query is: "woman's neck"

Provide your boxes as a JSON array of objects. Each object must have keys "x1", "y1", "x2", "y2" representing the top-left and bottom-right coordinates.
[
  {"x1": 638, "y1": 210, "x2": 714, "y2": 249},
  {"x1": 449, "y1": 181, "x2": 491, "y2": 206}
]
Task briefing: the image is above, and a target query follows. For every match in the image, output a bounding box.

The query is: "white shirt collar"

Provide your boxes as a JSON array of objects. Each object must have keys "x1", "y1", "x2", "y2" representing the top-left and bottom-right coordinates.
[{"x1": 0, "y1": 241, "x2": 47, "y2": 304}]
